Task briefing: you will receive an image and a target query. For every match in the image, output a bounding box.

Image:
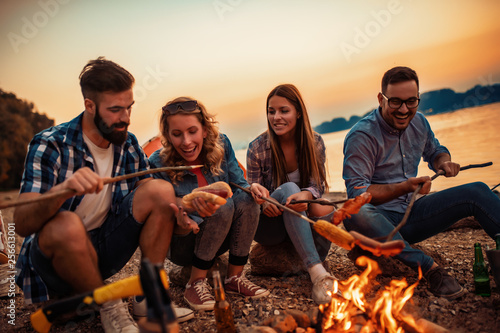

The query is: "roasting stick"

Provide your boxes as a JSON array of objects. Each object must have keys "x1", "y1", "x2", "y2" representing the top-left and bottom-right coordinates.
[
  {"x1": 491, "y1": 182, "x2": 500, "y2": 192},
  {"x1": 289, "y1": 198, "x2": 348, "y2": 207},
  {"x1": 0, "y1": 165, "x2": 203, "y2": 210},
  {"x1": 230, "y1": 183, "x2": 353, "y2": 249},
  {"x1": 385, "y1": 161, "x2": 493, "y2": 241},
  {"x1": 230, "y1": 182, "x2": 405, "y2": 256}
]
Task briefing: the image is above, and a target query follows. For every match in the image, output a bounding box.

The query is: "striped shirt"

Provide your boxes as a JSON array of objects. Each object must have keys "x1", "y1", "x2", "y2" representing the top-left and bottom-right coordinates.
[{"x1": 15, "y1": 112, "x2": 151, "y2": 304}]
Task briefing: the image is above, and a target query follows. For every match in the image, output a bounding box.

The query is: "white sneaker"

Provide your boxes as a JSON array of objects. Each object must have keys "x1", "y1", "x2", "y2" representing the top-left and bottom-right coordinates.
[
  {"x1": 311, "y1": 273, "x2": 340, "y2": 305},
  {"x1": 100, "y1": 299, "x2": 139, "y2": 333},
  {"x1": 132, "y1": 296, "x2": 194, "y2": 323}
]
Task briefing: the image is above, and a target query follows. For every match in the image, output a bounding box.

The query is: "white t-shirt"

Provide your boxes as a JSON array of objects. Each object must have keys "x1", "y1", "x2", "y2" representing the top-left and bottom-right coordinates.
[
  {"x1": 74, "y1": 133, "x2": 114, "y2": 231},
  {"x1": 287, "y1": 169, "x2": 300, "y2": 184}
]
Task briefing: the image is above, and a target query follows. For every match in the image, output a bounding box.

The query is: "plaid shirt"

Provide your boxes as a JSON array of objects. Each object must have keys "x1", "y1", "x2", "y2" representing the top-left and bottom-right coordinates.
[
  {"x1": 15, "y1": 112, "x2": 151, "y2": 304},
  {"x1": 246, "y1": 131, "x2": 326, "y2": 199}
]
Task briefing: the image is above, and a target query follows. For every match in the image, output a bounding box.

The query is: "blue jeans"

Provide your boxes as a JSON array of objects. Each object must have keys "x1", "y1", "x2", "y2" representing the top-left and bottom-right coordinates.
[
  {"x1": 343, "y1": 182, "x2": 500, "y2": 273},
  {"x1": 169, "y1": 189, "x2": 259, "y2": 270},
  {"x1": 254, "y1": 182, "x2": 333, "y2": 268}
]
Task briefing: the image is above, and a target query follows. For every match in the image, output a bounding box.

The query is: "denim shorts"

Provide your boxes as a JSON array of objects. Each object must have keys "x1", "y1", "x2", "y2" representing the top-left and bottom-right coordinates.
[{"x1": 29, "y1": 188, "x2": 143, "y2": 297}]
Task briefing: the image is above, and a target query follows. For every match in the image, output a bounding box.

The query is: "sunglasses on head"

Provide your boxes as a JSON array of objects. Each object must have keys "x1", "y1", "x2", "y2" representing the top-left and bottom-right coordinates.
[{"x1": 162, "y1": 100, "x2": 200, "y2": 115}]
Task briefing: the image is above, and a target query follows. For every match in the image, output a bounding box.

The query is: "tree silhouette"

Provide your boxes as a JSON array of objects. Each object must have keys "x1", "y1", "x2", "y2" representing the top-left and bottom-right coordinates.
[{"x1": 0, "y1": 89, "x2": 54, "y2": 190}]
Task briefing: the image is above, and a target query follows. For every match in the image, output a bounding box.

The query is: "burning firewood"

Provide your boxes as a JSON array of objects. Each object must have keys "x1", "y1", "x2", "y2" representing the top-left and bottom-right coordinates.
[{"x1": 317, "y1": 256, "x2": 450, "y2": 333}]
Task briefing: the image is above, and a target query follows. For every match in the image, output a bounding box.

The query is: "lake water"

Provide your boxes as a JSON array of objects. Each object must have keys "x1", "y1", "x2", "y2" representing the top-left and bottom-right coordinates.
[{"x1": 235, "y1": 102, "x2": 500, "y2": 192}]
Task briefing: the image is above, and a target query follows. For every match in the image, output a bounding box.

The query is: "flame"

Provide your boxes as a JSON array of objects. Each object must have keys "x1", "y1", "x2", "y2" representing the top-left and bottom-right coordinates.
[{"x1": 320, "y1": 256, "x2": 423, "y2": 333}]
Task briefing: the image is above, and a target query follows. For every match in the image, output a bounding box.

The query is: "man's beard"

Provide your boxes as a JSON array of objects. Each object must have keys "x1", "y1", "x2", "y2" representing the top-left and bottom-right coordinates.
[{"x1": 94, "y1": 106, "x2": 129, "y2": 145}]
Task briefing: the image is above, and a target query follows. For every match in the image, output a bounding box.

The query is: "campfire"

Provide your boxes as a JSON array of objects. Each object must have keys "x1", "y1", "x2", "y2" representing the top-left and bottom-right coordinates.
[{"x1": 319, "y1": 256, "x2": 427, "y2": 333}]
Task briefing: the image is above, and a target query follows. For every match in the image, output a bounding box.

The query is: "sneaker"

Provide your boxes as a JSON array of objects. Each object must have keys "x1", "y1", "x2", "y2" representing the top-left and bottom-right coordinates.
[
  {"x1": 224, "y1": 273, "x2": 270, "y2": 299},
  {"x1": 312, "y1": 273, "x2": 339, "y2": 305},
  {"x1": 132, "y1": 296, "x2": 194, "y2": 323},
  {"x1": 424, "y1": 266, "x2": 466, "y2": 300},
  {"x1": 184, "y1": 278, "x2": 215, "y2": 311},
  {"x1": 100, "y1": 299, "x2": 139, "y2": 333}
]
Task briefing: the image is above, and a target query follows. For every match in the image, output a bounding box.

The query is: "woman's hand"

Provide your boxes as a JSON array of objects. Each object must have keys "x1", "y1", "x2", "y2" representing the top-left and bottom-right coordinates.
[
  {"x1": 249, "y1": 183, "x2": 269, "y2": 205},
  {"x1": 261, "y1": 197, "x2": 283, "y2": 217},
  {"x1": 189, "y1": 197, "x2": 220, "y2": 217},
  {"x1": 169, "y1": 203, "x2": 200, "y2": 234},
  {"x1": 285, "y1": 191, "x2": 311, "y2": 212}
]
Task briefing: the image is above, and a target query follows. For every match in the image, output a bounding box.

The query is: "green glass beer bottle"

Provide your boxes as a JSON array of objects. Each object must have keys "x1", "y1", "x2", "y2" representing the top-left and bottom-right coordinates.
[
  {"x1": 212, "y1": 270, "x2": 236, "y2": 333},
  {"x1": 495, "y1": 233, "x2": 500, "y2": 250},
  {"x1": 473, "y1": 243, "x2": 491, "y2": 297}
]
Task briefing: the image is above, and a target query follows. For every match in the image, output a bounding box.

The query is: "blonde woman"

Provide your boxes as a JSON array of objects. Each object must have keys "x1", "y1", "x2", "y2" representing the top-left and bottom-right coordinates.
[{"x1": 148, "y1": 97, "x2": 269, "y2": 311}]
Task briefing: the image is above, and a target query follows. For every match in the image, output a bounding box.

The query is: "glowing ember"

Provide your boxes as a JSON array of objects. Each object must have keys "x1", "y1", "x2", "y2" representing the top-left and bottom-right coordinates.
[{"x1": 320, "y1": 256, "x2": 423, "y2": 333}]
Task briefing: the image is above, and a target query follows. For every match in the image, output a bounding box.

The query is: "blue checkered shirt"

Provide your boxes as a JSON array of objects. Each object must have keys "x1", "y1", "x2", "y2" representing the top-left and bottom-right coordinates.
[{"x1": 15, "y1": 112, "x2": 151, "y2": 304}]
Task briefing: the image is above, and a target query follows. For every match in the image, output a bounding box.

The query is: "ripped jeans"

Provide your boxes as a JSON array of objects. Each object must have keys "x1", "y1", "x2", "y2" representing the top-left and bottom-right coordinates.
[{"x1": 254, "y1": 182, "x2": 333, "y2": 269}]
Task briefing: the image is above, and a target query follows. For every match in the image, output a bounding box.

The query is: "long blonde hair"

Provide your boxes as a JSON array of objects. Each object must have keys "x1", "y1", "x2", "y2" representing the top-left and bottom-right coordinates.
[
  {"x1": 159, "y1": 97, "x2": 224, "y2": 184},
  {"x1": 267, "y1": 84, "x2": 328, "y2": 191}
]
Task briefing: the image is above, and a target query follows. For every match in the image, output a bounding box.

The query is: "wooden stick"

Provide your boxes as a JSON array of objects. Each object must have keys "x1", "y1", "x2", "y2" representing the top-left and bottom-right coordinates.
[
  {"x1": 230, "y1": 182, "x2": 316, "y2": 224},
  {"x1": 289, "y1": 198, "x2": 348, "y2": 206},
  {"x1": 385, "y1": 162, "x2": 492, "y2": 241},
  {"x1": 0, "y1": 165, "x2": 203, "y2": 210},
  {"x1": 491, "y1": 182, "x2": 500, "y2": 192},
  {"x1": 230, "y1": 182, "x2": 357, "y2": 250}
]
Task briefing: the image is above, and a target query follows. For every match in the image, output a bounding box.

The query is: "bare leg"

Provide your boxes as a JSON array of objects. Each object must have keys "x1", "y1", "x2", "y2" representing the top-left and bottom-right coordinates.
[
  {"x1": 38, "y1": 211, "x2": 103, "y2": 293},
  {"x1": 227, "y1": 264, "x2": 243, "y2": 278},
  {"x1": 132, "y1": 179, "x2": 177, "y2": 264},
  {"x1": 188, "y1": 267, "x2": 208, "y2": 284}
]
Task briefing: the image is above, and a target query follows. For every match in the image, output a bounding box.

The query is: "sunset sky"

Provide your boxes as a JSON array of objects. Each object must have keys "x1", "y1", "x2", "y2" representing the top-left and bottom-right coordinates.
[{"x1": 1, "y1": 0, "x2": 500, "y2": 148}]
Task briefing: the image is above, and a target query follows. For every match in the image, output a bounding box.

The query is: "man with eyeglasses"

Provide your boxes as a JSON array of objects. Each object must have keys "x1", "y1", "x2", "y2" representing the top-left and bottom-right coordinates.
[{"x1": 342, "y1": 66, "x2": 500, "y2": 300}]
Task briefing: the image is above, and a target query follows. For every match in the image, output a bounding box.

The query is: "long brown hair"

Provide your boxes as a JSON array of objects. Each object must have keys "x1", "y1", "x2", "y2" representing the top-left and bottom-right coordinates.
[
  {"x1": 159, "y1": 97, "x2": 224, "y2": 184},
  {"x1": 266, "y1": 84, "x2": 328, "y2": 191}
]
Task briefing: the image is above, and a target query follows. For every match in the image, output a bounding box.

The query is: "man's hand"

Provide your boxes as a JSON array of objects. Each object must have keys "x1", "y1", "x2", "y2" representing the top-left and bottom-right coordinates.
[
  {"x1": 62, "y1": 167, "x2": 104, "y2": 198},
  {"x1": 169, "y1": 203, "x2": 200, "y2": 234},
  {"x1": 437, "y1": 160, "x2": 460, "y2": 177},
  {"x1": 407, "y1": 176, "x2": 432, "y2": 194}
]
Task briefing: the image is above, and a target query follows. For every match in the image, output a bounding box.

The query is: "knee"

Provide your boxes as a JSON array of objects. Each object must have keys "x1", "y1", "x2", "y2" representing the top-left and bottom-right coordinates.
[
  {"x1": 278, "y1": 182, "x2": 301, "y2": 195},
  {"x1": 465, "y1": 182, "x2": 491, "y2": 196},
  {"x1": 38, "y1": 211, "x2": 87, "y2": 254},
  {"x1": 135, "y1": 179, "x2": 176, "y2": 220},
  {"x1": 234, "y1": 191, "x2": 259, "y2": 216},
  {"x1": 138, "y1": 179, "x2": 175, "y2": 205},
  {"x1": 456, "y1": 182, "x2": 498, "y2": 203},
  {"x1": 272, "y1": 182, "x2": 300, "y2": 202},
  {"x1": 343, "y1": 204, "x2": 377, "y2": 230}
]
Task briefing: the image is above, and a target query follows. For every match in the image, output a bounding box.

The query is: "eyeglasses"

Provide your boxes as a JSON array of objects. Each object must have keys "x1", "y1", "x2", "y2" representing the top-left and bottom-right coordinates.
[
  {"x1": 162, "y1": 100, "x2": 200, "y2": 115},
  {"x1": 381, "y1": 93, "x2": 420, "y2": 109}
]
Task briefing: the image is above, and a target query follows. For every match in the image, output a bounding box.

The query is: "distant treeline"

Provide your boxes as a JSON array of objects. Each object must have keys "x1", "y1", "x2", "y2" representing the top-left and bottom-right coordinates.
[
  {"x1": 314, "y1": 83, "x2": 500, "y2": 134},
  {"x1": 0, "y1": 89, "x2": 54, "y2": 190}
]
